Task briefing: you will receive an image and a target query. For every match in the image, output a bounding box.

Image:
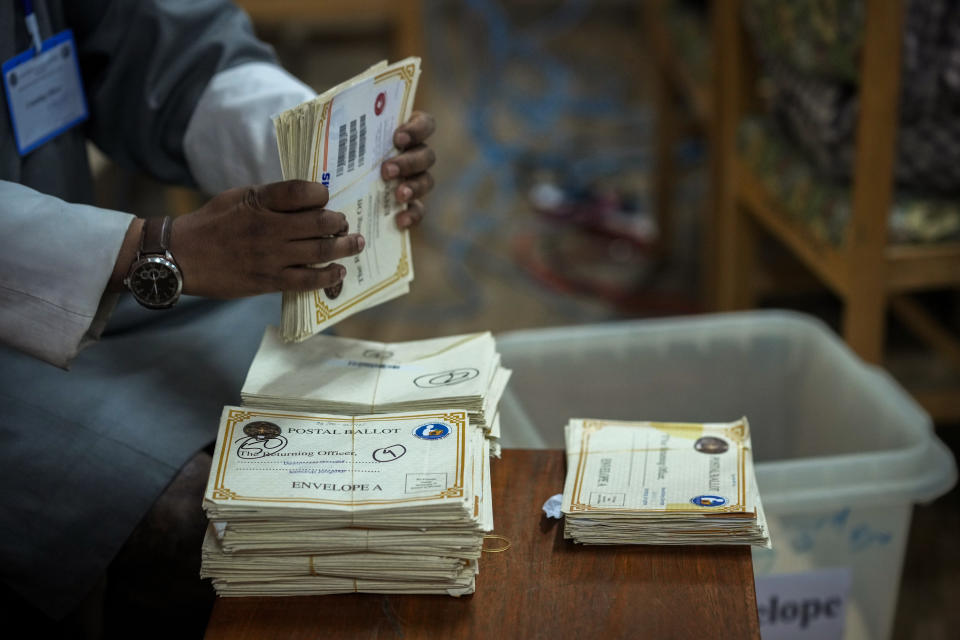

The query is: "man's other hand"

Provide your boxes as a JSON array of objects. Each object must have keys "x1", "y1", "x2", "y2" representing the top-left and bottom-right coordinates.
[{"x1": 381, "y1": 110, "x2": 437, "y2": 229}]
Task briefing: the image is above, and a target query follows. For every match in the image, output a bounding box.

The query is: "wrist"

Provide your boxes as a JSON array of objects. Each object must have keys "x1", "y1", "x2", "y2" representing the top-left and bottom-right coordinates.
[
  {"x1": 169, "y1": 214, "x2": 198, "y2": 296},
  {"x1": 108, "y1": 217, "x2": 144, "y2": 293},
  {"x1": 124, "y1": 216, "x2": 184, "y2": 309}
]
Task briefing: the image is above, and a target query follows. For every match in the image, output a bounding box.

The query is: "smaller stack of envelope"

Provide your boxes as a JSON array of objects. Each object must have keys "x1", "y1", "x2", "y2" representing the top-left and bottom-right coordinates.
[
  {"x1": 201, "y1": 406, "x2": 492, "y2": 596},
  {"x1": 561, "y1": 417, "x2": 770, "y2": 547},
  {"x1": 241, "y1": 328, "x2": 510, "y2": 456},
  {"x1": 274, "y1": 57, "x2": 421, "y2": 343}
]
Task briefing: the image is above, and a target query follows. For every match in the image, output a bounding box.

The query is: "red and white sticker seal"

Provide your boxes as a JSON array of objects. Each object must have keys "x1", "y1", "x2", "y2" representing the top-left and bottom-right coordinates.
[{"x1": 374, "y1": 92, "x2": 386, "y2": 115}]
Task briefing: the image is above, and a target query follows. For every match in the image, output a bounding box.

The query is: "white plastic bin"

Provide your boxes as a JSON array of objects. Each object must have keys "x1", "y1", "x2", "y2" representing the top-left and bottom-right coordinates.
[{"x1": 495, "y1": 311, "x2": 956, "y2": 640}]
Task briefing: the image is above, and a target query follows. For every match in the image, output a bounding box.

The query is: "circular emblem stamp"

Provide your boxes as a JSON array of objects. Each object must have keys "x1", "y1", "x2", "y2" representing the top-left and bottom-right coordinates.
[
  {"x1": 237, "y1": 421, "x2": 287, "y2": 459},
  {"x1": 690, "y1": 495, "x2": 727, "y2": 507},
  {"x1": 374, "y1": 91, "x2": 386, "y2": 115},
  {"x1": 243, "y1": 421, "x2": 282, "y2": 440},
  {"x1": 694, "y1": 436, "x2": 729, "y2": 455},
  {"x1": 413, "y1": 423, "x2": 452, "y2": 440}
]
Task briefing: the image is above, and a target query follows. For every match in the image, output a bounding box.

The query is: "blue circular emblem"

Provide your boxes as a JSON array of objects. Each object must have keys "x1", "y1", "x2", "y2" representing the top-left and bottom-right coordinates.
[
  {"x1": 690, "y1": 494, "x2": 727, "y2": 507},
  {"x1": 414, "y1": 423, "x2": 451, "y2": 440}
]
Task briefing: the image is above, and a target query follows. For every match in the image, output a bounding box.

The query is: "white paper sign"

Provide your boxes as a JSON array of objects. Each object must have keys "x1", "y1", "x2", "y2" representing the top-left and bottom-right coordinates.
[{"x1": 755, "y1": 567, "x2": 852, "y2": 640}]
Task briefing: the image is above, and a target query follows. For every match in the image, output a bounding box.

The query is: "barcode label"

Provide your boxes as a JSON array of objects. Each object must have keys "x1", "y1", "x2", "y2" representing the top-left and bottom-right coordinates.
[
  {"x1": 336, "y1": 123, "x2": 347, "y2": 178},
  {"x1": 348, "y1": 119, "x2": 358, "y2": 173},
  {"x1": 358, "y1": 114, "x2": 367, "y2": 169}
]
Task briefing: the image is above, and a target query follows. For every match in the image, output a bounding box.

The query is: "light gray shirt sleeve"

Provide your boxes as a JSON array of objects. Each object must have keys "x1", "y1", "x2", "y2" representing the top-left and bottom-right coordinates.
[
  {"x1": 0, "y1": 180, "x2": 133, "y2": 368},
  {"x1": 183, "y1": 62, "x2": 316, "y2": 194},
  {"x1": 0, "y1": 64, "x2": 310, "y2": 368}
]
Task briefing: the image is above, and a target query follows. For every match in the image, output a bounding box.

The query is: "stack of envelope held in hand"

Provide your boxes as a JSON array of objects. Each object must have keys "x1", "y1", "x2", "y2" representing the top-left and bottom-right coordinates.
[
  {"x1": 241, "y1": 328, "x2": 511, "y2": 456},
  {"x1": 201, "y1": 406, "x2": 492, "y2": 596},
  {"x1": 561, "y1": 417, "x2": 771, "y2": 548},
  {"x1": 274, "y1": 58, "x2": 421, "y2": 343}
]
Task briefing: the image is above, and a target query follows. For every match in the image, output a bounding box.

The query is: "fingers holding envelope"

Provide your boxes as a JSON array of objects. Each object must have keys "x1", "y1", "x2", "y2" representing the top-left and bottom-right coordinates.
[
  {"x1": 381, "y1": 110, "x2": 437, "y2": 229},
  {"x1": 171, "y1": 180, "x2": 365, "y2": 298}
]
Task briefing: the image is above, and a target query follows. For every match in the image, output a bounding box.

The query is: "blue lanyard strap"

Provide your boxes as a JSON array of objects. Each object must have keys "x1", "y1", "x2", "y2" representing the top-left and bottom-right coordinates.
[{"x1": 21, "y1": 0, "x2": 43, "y2": 52}]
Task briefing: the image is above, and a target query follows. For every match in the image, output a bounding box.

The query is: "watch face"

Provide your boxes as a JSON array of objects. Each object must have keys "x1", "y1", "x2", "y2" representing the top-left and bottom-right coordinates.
[{"x1": 128, "y1": 256, "x2": 182, "y2": 308}]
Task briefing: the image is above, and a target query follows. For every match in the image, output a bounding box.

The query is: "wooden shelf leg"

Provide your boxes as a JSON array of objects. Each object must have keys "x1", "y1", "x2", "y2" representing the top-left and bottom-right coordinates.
[
  {"x1": 715, "y1": 201, "x2": 758, "y2": 310},
  {"x1": 391, "y1": 3, "x2": 424, "y2": 61},
  {"x1": 711, "y1": 0, "x2": 755, "y2": 311},
  {"x1": 843, "y1": 279, "x2": 887, "y2": 364},
  {"x1": 652, "y1": 62, "x2": 678, "y2": 264},
  {"x1": 841, "y1": 0, "x2": 905, "y2": 366},
  {"x1": 390, "y1": 3, "x2": 426, "y2": 107}
]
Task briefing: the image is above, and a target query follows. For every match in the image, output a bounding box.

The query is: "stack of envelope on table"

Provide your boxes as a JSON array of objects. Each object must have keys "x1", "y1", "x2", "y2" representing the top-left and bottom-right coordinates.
[
  {"x1": 240, "y1": 327, "x2": 511, "y2": 457},
  {"x1": 273, "y1": 57, "x2": 421, "y2": 343},
  {"x1": 201, "y1": 406, "x2": 492, "y2": 596},
  {"x1": 561, "y1": 417, "x2": 770, "y2": 547}
]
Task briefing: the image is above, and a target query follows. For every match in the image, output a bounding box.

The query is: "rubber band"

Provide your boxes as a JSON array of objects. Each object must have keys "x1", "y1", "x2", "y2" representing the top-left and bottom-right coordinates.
[{"x1": 481, "y1": 534, "x2": 511, "y2": 553}]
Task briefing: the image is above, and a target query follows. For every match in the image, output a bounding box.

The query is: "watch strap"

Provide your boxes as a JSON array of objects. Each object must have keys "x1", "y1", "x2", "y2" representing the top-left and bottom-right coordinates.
[{"x1": 141, "y1": 216, "x2": 172, "y2": 255}]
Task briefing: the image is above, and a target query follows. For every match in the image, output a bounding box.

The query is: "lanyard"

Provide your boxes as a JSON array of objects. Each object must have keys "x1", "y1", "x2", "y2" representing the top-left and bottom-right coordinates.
[{"x1": 21, "y1": 0, "x2": 43, "y2": 52}]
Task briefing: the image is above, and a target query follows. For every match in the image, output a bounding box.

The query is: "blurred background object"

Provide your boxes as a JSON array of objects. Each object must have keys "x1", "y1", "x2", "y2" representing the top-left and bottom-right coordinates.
[{"x1": 710, "y1": 0, "x2": 960, "y2": 425}]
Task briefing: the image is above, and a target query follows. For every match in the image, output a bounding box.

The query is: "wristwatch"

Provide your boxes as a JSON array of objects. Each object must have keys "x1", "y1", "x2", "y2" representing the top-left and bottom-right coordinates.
[{"x1": 123, "y1": 216, "x2": 183, "y2": 309}]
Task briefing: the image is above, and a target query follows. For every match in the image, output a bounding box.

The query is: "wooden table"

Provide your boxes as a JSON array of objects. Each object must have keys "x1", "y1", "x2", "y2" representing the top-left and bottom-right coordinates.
[{"x1": 205, "y1": 450, "x2": 761, "y2": 639}]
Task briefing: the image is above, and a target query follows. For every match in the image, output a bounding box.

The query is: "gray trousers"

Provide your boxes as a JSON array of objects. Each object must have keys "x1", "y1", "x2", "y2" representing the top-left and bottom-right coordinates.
[{"x1": 0, "y1": 293, "x2": 280, "y2": 618}]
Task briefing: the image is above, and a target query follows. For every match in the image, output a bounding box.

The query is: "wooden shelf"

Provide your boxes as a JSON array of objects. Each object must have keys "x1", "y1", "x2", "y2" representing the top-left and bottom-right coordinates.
[
  {"x1": 237, "y1": 0, "x2": 406, "y2": 23},
  {"x1": 710, "y1": 0, "x2": 959, "y2": 416},
  {"x1": 911, "y1": 389, "x2": 960, "y2": 423},
  {"x1": 738, "y1": 155, "x2": 960, "y2": 297},
  {"x1": 886, "y1": 243, "x2": 960, "y2": 292},
  {"x1": 735, "y1": 156, "x2": 849, "y2": 297},
  {"x1": 644, "y1": 3, "x2": 712, "y2": 128}
]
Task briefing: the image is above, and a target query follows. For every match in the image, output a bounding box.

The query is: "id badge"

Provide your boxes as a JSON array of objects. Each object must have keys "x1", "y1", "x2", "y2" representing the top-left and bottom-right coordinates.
[{"x1": 2, "y1": 30, "x2": 88, "y2": 156}]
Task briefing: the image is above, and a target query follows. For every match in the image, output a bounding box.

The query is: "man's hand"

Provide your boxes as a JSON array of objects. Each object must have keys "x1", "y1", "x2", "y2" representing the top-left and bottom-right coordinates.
[
  {"x1": 164, "y1": 180, "x2": 363, "y2": 298},
  {"x1": 381, "y1": 110, "x2": 437, "y2": 229}
]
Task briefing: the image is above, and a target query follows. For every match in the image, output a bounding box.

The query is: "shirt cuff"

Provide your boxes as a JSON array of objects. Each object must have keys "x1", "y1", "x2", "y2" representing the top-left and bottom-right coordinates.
[
  {"x1": 183, "y1": 62, "x2": 316, "y2": 194},
  {"x1": 0, "y1": 182, "x2": 134, "y2": 368}
]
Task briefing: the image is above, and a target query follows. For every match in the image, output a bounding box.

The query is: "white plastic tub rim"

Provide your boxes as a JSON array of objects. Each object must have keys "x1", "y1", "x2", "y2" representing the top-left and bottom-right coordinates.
[{"x1": 495, "y1": 310, "x2": 957, "y2": 512}]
